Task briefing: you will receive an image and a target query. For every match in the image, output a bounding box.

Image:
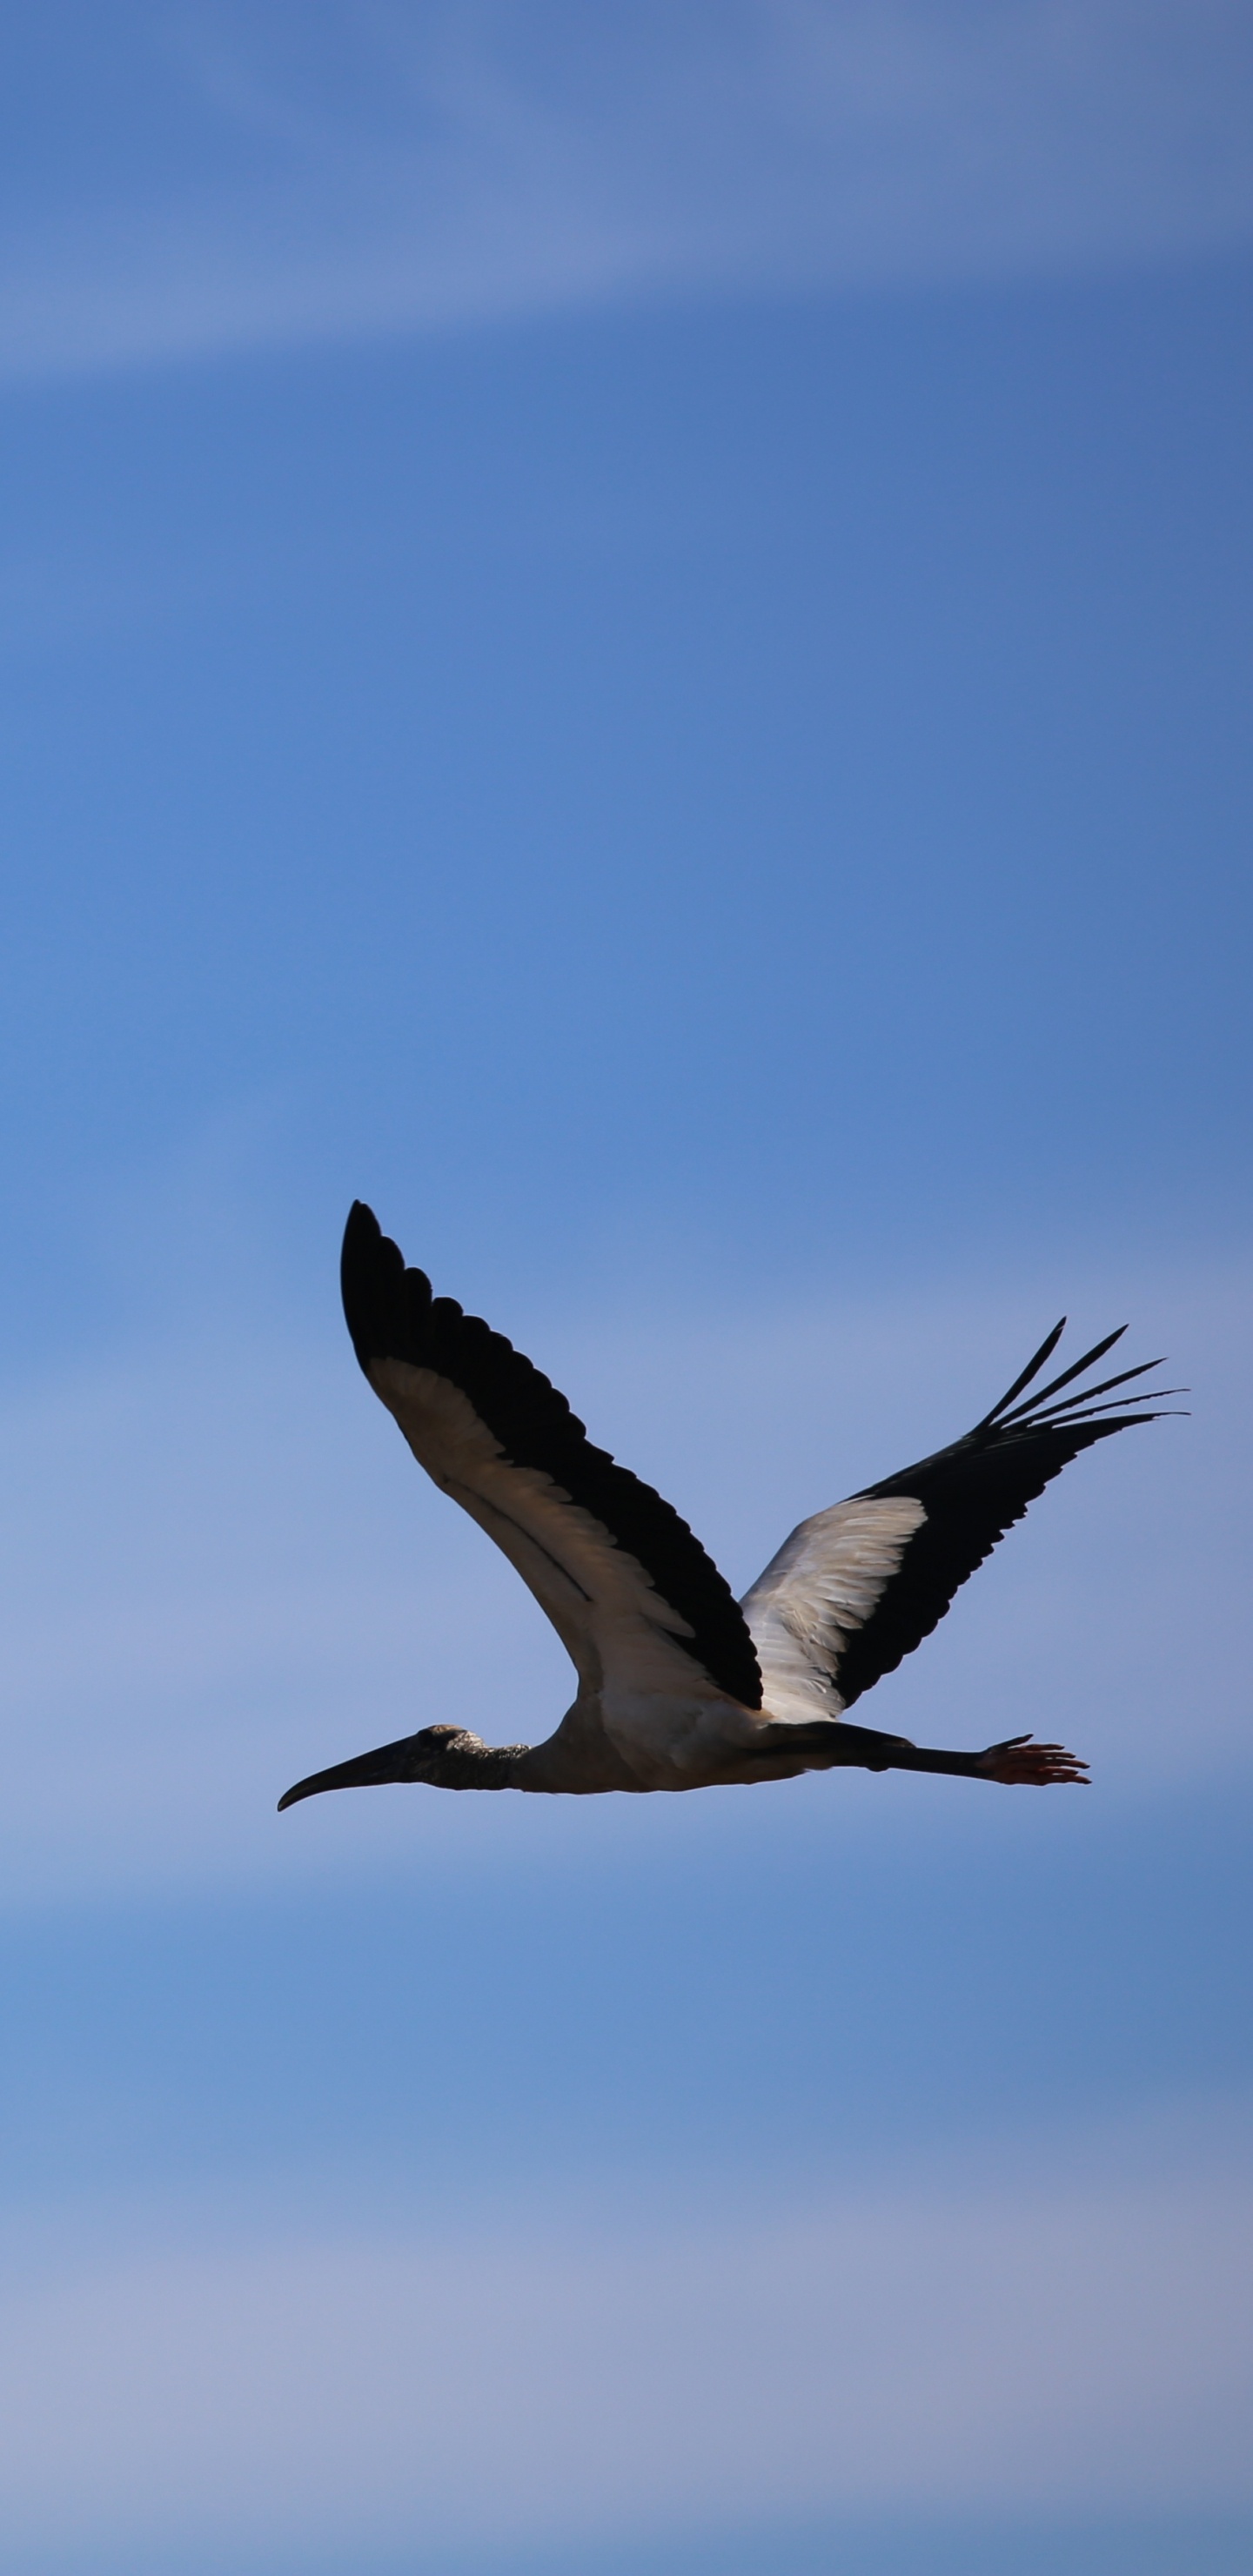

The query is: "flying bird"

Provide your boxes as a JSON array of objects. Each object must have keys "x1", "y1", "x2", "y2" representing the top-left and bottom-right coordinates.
[{"x1": 279, "y1": 1204, "x2": 1176, "y2": 1810}]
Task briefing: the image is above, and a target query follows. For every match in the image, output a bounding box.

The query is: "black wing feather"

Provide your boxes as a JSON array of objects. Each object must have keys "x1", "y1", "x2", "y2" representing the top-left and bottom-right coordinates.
[
  {"x1": 978, "y1": 1318, "x2": 1068, "y2": 1423},
  {"x1": 833, "y1": 1325, "x2": 1176, "y2": 1714},
  {"x1": 341, "y1": 1202, "x2": 763, "y2": 1708},
  {"x1": 993, "y1": 1328, "x2": 1131, "y2": 1422}
]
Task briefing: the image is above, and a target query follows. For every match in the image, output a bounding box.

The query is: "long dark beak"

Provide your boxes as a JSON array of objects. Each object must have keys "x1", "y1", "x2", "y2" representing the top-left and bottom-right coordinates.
[{"x1": 278, "y1": 1730, "x2": 428, "y2": 1811}]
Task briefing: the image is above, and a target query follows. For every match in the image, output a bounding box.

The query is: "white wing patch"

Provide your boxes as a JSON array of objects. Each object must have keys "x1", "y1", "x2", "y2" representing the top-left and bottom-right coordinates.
[
  {"x1": 370, "y1": 1357, "x2": 719, "y2": 1702},
  {"x1": 741, "y1": 1496, "x2": 928, "y2": 1724}
]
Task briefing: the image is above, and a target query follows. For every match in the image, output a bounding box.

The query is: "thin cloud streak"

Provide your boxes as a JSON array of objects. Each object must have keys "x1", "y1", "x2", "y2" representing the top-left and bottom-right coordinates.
[
  {"x1": 0, "y1": 3, "x2": 1250, "y2": 382},
  {"x1": 1, "y1": 2137, "x2": 1249, "y2": 2553}
]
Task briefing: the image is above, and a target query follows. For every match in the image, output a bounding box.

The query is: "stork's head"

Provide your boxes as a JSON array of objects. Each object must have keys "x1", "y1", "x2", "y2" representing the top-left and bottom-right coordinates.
[{"x1": 278, "y1": 1723, "x2": 488, "y2": 1808}]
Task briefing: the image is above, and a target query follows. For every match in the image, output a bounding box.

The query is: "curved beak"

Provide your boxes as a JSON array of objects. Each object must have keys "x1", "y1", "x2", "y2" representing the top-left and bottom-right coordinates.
[{"x1": 277, "y1": 1729, "x2": 431, "y2": 1811}]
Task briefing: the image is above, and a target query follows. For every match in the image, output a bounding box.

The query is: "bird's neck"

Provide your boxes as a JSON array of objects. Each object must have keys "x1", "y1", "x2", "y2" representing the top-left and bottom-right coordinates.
[
  {"x1": 431, "y1": 1715, "x2": 647, "y2": 1795},
  {"x1": 431, "y1": 1734, "x2": 531, "y2": 1790}
]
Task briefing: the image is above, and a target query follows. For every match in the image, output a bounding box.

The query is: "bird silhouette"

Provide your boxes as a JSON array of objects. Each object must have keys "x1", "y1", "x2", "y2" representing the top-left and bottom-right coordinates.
[{"x1": 279, "y1": 1204, "x2": 1177, "y2": 1810}]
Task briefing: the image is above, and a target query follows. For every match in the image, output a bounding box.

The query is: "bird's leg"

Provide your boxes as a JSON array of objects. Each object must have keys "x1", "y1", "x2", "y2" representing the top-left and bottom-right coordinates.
[
  {"x1": 870, "y1": 1726, "x2": 1089, "y2": 1785},
  {"x1": 867, "y1": 1731, "x2": 1087, "y2": 1785},
  {"x1": 755, "y1": 1720, "x2": 1088, "y2": 1786},
  {"x1": 960, "y1": 1734, "x2": 1089, "y2": 1786}
]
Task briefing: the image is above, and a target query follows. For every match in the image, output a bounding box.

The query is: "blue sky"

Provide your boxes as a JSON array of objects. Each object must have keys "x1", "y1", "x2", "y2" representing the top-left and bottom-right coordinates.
[{"x1": 0, "y1": 7, "x2": 1250, "y2": 2572}]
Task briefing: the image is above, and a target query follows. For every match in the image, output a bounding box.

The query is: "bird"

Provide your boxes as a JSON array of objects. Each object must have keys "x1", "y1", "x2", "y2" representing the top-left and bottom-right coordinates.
[{"x1": 278, "y1": 1203, "x2": 1179, "y2": 1811}]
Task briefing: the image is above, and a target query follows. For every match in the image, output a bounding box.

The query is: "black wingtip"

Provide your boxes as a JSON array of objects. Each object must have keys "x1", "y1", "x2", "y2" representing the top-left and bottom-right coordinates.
[
  {"x1": 341, "y1": 1199, "x2": 384, "y2": 1279},
  {"x1": 340, "y1": 1199, "x2": 406, "y2": 1371},
  {"x1": 979, "y1": 1318, "x2": 1068, "y2": 1426},
  {"x1": 995, "y1": 1325, "x2": 1130, "y2": 1426}
]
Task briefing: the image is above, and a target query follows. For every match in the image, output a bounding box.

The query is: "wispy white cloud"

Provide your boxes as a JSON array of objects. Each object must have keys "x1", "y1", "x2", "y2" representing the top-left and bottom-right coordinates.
[
  {"x1": 0, "y1": 2, "x2": 1250, "y2": 382},
  {"x1": 1, "y1": 2116, "x2": 1249, "y2": 2553}
]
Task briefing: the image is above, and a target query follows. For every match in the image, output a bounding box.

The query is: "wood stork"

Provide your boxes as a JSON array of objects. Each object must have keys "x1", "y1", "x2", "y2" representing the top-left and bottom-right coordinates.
[{"x1": 279, "y1": 1204, "x2": 1176, "y2": 1810}]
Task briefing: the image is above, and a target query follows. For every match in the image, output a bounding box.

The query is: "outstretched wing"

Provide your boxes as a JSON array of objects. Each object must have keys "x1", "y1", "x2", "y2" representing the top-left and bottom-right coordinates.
[
  {"x1": 743, "y1": 1319, "x2": 1179, "y2": 1723},
  {"x1": 341, "y1": 1204, "x2": 762, "y2": 1708}
]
